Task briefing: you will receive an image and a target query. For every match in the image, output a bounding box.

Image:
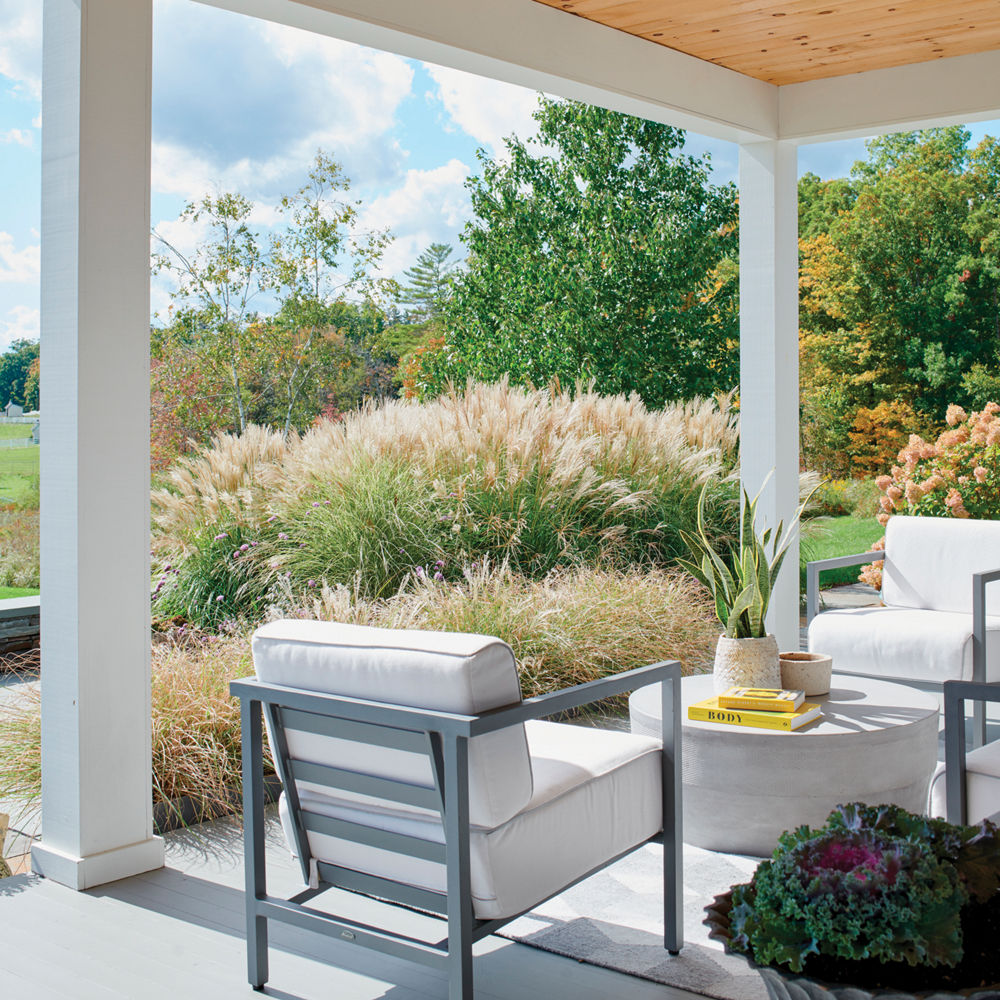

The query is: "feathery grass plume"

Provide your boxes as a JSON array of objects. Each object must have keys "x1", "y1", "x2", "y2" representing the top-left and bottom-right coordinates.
[
  {"x1": 274, "y1": 562, "x2": 719, "y2": 699},
  {"x1": 153, "y1": 380, "x2": 738, "y2": 624},
  {"x1": 0, "y1": 565, "x2": 716, "y2": 822},
  {"x1": 0, "y1": 662, "x2": 39, "y2": 830},
  {"x1": 0, "y1": 508, "x2": 39, "y2": 588},
  {"x1": 149, "y1": 631, "x2": 270, "y2": 818}
]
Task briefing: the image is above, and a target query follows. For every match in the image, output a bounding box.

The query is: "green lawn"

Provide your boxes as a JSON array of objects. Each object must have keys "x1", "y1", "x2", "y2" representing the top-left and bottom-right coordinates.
[
  {"x1": 0, "y1": 586, "x2": 38, "y2": 599},
  {"x1": 0, "y1": 423, "x2": 33, "y2": 439},
  {"x1": 0, "y1": 445, "x2": 39, "y2": 507},
  {"x1": 799, "y1": 515, "x2": 885, "y2": 590}
]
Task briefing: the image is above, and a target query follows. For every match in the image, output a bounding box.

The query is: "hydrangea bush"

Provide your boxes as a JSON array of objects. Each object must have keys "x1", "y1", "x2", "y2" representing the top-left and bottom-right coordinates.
[
  {"x1": 861, "y1": 402, "x2": 1000, "y2": 589},
  {"x1": 729, "y1": 803, "x2": 1000, "y2": 975}
]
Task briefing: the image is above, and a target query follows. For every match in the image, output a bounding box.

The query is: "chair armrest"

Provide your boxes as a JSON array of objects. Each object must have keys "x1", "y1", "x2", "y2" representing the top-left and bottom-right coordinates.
[
  {"x1": 806, "y1": 551, "x2": 882, "y2": 625},
  {"x1": 469, "y1": 660, "x2": 682, "y2": 736},
  {"x1": 943, "y1": 679, "x2": 1000, "y2": 824}
]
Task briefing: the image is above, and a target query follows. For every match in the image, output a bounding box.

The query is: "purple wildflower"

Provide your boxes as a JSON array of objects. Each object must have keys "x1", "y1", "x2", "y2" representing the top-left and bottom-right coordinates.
[
  {"x1": 250, "y1": 541, "x2": 258, "y2": 547},
  {"x1": 267, "y1": 515, "x2": 278, "y2": 523},
  {"x1": 415, "y1": 566, "x2": 424, "y2": 578},
  {"x1": 312, "y1": 501, "x2": 321, "y2": 507},
  {"x1": 434, "y1": 572, "x2": 444, "y2": 581},
  {"x1": 278, "y1": 532, "x2": 289, "y2": 540},
  {"x1": 215, "y1": 595, "x2": 224, "y2": 602},
  {"x1": 214, "y1": 533, "x2": 228, "y2": 541},
  {"x1": 307, "y1": 579, "x2": 317, "y2": 588},
  {"x1": 240, "y1": 544, "x2": 250, "y2": 552}
]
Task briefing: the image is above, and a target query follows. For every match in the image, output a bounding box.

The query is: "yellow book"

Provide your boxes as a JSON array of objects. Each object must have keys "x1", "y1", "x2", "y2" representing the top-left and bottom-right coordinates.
[
  {"x1": 718, "y1": 686, "x2": 805, "y2": 712},
  {"x1": 688, "y1": 695, "x2": 821, "y2": 731}
]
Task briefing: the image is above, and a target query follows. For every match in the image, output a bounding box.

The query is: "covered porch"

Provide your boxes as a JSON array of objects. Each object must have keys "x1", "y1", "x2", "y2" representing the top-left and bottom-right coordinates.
[{"x1": 21, "y1": 0, "x2": 1000, "y2": 995}]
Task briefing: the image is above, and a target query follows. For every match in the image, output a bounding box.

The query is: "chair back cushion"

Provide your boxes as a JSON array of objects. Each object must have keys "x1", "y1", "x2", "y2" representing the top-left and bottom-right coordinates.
[
  {"x1": 883, "y1": 515, "x2": 1000, "y2": 615},
  {"x1": 252, "y1": 619, "x2": 532, "y2": 829}
]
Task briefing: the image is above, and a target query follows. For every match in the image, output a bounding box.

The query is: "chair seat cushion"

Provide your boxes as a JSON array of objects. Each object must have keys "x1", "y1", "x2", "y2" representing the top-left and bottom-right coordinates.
[
  {"x1": 808, "y1": 606, "x2": 1000, "y2": 684},
  {"x1": 280, "y1": 719, "x2": 662, "y2": 920},
  {"x1": 928, "y1": 741, "x2": 1000, "y2": 824}
]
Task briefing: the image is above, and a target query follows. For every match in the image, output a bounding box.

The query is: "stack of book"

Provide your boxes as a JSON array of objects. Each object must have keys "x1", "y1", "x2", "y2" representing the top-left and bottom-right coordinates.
[{"x1": 688, "y1": 686, "x2": 822, "y2": 731}]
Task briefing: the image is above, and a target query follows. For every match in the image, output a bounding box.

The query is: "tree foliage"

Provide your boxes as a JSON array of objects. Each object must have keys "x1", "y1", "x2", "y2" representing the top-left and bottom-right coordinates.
[
  {"x1": 397, "y1": 243, "x2": 456, "y2": 321},
  {"x1": 417, "y1": 98, "x2": 739, "y2": 406},
  {"x1": 799, "y1": 127, "x2": 1000, "y2": 474},
  {"x1": 0, "y1": 340, "x2": 39, "y2": 409},
  {"x1": 152, "y1": 151, "x2": 395, "y2": 458}
]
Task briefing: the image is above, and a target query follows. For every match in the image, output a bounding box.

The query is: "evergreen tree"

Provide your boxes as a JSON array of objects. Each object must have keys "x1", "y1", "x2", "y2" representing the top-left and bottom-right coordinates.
[{"x1": 398, "y1": 243, "x2": 456, "y2": 321}]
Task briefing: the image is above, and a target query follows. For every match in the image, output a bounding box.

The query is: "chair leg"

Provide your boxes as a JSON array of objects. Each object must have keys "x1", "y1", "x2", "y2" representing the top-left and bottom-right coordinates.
[
  {"x1": 247, "y1": 912, "x2": 268, "y2": 990},
  {"x1": 662, "y1": 673, "x2": 683, "y2": 955},
  {"x1": 444, "y1": 734, "x2": 475, "y2": 999},
  {"x1": 242, "y1": 699, "x2": 269, "y2": 989},
  {"x1": 447, "y1": 933, "x2": 474, "y2": 1000}
]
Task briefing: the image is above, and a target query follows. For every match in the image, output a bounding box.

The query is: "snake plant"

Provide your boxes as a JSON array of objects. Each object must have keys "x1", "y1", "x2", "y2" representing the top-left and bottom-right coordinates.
[{"x1": 678, "y1": 480, "x2": 810, "y2": 639}]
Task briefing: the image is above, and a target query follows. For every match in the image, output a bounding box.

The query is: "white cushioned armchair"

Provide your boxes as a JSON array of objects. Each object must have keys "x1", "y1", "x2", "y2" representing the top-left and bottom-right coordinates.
[
  {"x1": 231, "y1": 620, "x2": 683, "y2": 999},
  {"x1": 807, "y1": 515, "x2": 1000, "y2": 743}
]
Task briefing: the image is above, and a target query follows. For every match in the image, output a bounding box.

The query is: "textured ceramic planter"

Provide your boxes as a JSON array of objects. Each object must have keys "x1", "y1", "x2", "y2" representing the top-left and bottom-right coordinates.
[
  {"x1": 779, "y1": 651, "x2": 833, "y2": 696},
  {"x1": 713, "y1": 634, "x2": 780, "y2": 693},
  {"x1": 704, "y1": 891, "x2": 1000, "y2": 1000}
]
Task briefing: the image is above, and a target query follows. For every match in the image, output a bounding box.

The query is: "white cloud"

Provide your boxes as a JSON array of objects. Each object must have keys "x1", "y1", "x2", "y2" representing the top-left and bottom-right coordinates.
[
  {"x1": 0, "y1": 0, "x2": 41, "y2": 99},
  {"x1": 425, "y1": 64, "x2": 539, "y2": 157},
  {"x1": 0, "y1": 127, "x2": 32, "y2": 148},
  {"x1": 151, "y1": 0, "x2": 414, "y2": 203},
  {"x1": 0, "y1": 233, "x2": 39, "y2": 284},
  {"x1": 358, "y1": 160, "x2": 472, "y2": 279},
  {"x1": 2, "y1": 305, "x2": 38, "y2": 346}
]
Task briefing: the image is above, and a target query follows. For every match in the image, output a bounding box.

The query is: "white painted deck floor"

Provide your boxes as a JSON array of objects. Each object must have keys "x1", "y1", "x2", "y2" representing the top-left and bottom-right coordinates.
[{"x1": 0, "y1": 813, "x2": 701, "y2": 1000}]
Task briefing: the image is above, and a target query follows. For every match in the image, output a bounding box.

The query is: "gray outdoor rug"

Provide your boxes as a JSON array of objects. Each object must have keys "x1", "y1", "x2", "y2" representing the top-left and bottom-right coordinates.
[{"x1": 500, "y1": 843, "x2": 768, "y2": 1000}]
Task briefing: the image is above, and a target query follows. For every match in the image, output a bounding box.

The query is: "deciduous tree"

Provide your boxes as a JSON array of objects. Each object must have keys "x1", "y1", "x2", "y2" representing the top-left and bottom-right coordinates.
[{"x1": 426, "y1": 98, "x2": 739, "y2": 405}]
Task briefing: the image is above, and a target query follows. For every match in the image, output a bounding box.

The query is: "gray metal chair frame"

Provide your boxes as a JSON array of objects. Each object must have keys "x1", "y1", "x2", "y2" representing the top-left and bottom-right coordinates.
[
  {"x1": 944, "y1": 678, "x2": 1000, "y2": 825},
  {"x1": 807, "y1": 555, "x2": 1000, "y2": 746},
  {"x1": 231, "y1": 659, "x2": 683, "y2": 999}
]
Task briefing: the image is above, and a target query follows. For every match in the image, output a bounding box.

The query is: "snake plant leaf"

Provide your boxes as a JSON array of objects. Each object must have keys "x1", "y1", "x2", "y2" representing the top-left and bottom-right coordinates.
[{"x1": 727, "y1": 587, "x2": 757, "y2": 638}]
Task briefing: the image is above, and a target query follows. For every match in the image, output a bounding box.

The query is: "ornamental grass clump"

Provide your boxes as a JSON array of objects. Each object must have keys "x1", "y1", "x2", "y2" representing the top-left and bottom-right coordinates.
[
  {"x1": 728, "y1": 803, "x2": 1000, "y2": 992},
  {"x1": 0, "y1": 565, "x2": 718, "y2": 828},
  {"x1": 152, "y1": 380, "x2": 739, "y2": 626},
  {"x1": 861, "y1": 401, "x2": 1000, "y2": 589}
]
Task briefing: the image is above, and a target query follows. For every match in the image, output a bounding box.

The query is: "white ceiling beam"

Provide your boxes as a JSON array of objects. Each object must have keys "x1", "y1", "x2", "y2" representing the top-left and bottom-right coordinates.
[
  {"x1": 196, "y1": 0, "x2": 779, "y2": 142},
  {"x1": 780, "y1": 49, "x2": 1000, "y2": 144}
]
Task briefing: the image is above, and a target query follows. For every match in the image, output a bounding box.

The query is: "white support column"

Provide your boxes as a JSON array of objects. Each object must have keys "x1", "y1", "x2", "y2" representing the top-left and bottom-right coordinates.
[
  {"x1": 32, "y1": 0, "x2": 163, "y2": 889},
  {"x1": 738, "y1": 140, "x2": 800, "y2": 652}
]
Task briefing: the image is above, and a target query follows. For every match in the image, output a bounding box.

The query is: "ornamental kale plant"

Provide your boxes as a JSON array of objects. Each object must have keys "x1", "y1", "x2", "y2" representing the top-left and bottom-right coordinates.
[{"x1": 728, "y1": 803, "x2": 1000, "y2": 974}]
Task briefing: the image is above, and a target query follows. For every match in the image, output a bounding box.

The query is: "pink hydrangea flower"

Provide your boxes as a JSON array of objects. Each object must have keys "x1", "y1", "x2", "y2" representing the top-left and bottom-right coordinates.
[{"x1": 946, "y1": 403, "x2": 968, "y2": 427}]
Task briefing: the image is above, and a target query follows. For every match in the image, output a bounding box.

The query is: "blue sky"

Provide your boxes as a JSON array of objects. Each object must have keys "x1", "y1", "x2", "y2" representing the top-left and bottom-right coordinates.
[{"x1": 1, "y1": 0, "x2": 998, "y2": 351}]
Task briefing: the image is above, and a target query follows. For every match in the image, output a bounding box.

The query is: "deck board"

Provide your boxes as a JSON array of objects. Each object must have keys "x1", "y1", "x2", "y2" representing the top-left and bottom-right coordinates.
[{"x1": 0, "y1": 815, "x2": 701, "y2": 1000}]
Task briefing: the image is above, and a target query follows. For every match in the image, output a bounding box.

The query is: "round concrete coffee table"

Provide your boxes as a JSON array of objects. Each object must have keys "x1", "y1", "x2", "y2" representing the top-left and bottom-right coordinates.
[{"x1": 629, "y1": 673, "x2": 939, "y2": 857}]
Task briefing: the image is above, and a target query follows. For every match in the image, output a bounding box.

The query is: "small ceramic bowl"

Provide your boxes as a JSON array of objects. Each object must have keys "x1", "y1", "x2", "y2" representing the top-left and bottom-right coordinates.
[{"x1": 778, "y1": 651, "x2": 832, "y2": 697}]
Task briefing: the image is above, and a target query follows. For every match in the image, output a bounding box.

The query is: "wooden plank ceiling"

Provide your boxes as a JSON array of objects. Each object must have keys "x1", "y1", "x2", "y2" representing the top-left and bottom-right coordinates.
[{"x1": 531, "y1": 0, "x2": 1000, "y2": 84}]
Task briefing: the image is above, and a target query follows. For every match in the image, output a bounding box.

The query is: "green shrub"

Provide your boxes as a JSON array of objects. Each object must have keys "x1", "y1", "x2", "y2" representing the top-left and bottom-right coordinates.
[
  {"x1": 729, "y1": 803, "x2": 1000, "y2": 975},
  {"x1": 808, "y1": 478, "x2": 880, "y2": 519}
]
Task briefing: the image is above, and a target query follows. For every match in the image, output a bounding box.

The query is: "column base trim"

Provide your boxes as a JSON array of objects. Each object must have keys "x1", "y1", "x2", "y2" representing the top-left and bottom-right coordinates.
[{"x1": 31, "y1": 835, "x2": 164, "y2": 890}]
